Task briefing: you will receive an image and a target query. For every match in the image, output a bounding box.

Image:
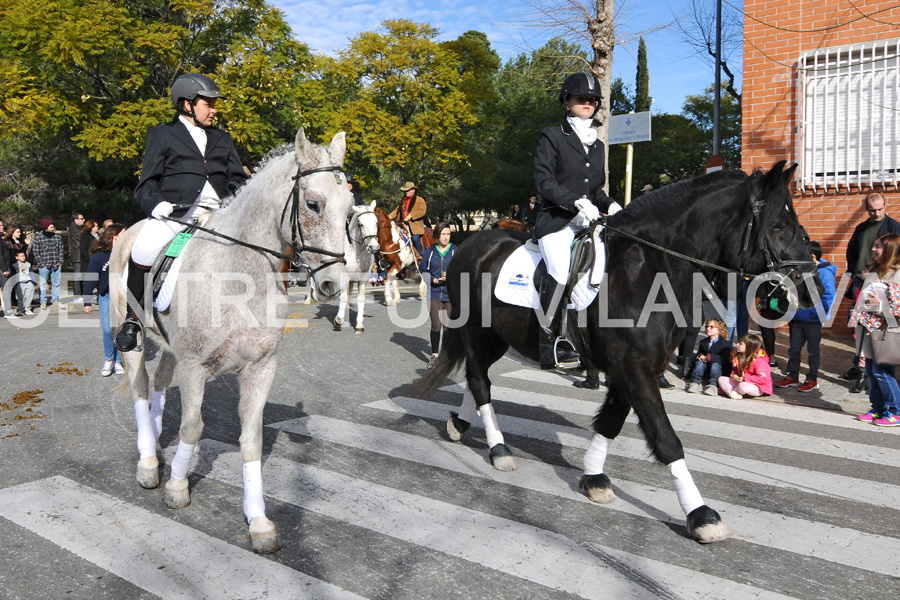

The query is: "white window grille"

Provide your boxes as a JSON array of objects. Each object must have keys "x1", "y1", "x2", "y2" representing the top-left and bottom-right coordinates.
[{"x1": 797, "y1": 39, "x2": 900, "y2": 192}]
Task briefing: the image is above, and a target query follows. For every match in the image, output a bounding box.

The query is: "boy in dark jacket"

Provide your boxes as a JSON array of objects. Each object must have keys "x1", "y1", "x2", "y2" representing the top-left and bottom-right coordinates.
[
  {"x1": 775, "y1": 241, "x2": 837, "y2": 392},
  {"x1": 686, "y1": 318, "x2": 732, "y2": 395}
]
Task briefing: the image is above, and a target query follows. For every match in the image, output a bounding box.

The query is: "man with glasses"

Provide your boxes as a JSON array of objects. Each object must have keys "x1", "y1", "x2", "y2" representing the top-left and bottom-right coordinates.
[{"x1": 843, "y1": 192, "x2": 900, "y2": 386}]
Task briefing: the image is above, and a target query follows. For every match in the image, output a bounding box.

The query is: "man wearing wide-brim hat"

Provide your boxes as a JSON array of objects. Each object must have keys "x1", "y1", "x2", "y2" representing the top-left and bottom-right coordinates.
[{"x1": 389, "y1": 181, "x2": 427, "y2": 257}]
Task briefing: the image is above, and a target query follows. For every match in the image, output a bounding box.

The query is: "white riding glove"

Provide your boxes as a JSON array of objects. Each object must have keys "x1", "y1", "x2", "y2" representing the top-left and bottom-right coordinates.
[
  {"x1": 151, "y1": 201, "x2": 174, "y2": 219},
  {"x1": 574, "y1": 198, "x2": 600, "y2": 222},
  {"x1": 607, "y1": 201, "x2": 623, "y2": 216}
]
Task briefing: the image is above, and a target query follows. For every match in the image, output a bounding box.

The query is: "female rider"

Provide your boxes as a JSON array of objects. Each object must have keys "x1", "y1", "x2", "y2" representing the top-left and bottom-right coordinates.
[{"x1": 533, "y1": 72, "x2": 622, "y2": 369}]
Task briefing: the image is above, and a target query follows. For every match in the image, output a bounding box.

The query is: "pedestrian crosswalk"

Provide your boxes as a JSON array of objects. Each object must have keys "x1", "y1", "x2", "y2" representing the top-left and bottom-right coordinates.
[{"x1": 1, "y1": 366, "x2": 898, "y2": 599}]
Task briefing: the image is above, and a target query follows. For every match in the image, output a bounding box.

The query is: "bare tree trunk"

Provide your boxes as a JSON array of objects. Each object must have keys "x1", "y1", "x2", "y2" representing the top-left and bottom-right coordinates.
[{"x1": 588, "y1": 0, "x2": 615, "y2": 194}]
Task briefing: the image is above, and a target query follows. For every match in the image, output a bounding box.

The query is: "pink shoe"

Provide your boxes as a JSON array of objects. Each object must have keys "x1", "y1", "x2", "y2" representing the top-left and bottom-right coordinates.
[{"x1": 857, "y1": 410, "x2": 880, "y2": 422}]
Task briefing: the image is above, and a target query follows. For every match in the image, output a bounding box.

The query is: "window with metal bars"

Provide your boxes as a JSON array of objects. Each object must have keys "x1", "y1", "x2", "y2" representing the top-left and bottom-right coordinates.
[{"x1": 798, "y1": 39, "x2": 900, "y2": 192}]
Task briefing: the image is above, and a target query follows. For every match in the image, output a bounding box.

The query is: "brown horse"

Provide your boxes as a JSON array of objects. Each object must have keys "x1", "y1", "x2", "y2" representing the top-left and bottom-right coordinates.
[
  {"x1": 373, "y1": 206, "x2": 426, "y2": 305},
  {"x1": 494, "y1": 218, "x2": 531, "y2": 233}
]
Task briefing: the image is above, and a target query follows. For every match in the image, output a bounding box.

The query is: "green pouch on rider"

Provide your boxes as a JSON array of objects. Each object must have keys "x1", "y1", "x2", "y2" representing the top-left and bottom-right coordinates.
[{"x1": 164, "y1": 232, "x2": 193, "y2": 258}]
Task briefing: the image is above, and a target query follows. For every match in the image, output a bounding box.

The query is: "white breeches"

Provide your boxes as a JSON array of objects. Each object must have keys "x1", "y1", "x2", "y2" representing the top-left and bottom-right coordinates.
[
  {"x1": 539, "y1": 219, "x2": 581, "y2": 285},
  {"x1": 131, "y1": 203, "x2": 214, "y2": 267}
]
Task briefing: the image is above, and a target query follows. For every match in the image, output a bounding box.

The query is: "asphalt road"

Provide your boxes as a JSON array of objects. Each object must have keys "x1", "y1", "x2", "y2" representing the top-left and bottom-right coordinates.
[{"x1": 0, "y1": 288, "x2": 898, "y2": 600}]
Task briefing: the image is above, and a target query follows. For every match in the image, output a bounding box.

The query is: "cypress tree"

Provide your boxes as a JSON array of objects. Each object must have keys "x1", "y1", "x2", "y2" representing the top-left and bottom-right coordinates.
[{"x1": 635, "y1": 38, "x2": 651, "y2": 112}]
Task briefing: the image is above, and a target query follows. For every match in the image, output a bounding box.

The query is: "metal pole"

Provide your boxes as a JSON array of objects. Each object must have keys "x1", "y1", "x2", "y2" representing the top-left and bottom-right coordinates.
[
  {"x1": 713, "y1": 0, "x2": 722, "y2": 156},
  {"x1": 624, "y1": 142, "x2": 634, "y2": 205}
]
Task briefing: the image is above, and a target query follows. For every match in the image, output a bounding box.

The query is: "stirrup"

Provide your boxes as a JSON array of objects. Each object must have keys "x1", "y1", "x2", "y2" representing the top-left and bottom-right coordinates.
[
  {"x1": 553, "y1": 336, "x2": 580, "y2": 369},
  {"x1": 115, "y1": 319, "x2": 144, "y2": 353}
]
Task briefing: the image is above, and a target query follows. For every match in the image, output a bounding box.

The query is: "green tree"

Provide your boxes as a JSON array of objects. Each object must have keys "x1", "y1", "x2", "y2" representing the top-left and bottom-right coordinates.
[
  {"x1": 682, "y1": 85, "x2": 742, "y2": 169},
  {"x1": 0, "y1": 0, "x2": 312, "y2": 224},
  {"x1": 635, "y1": 38, "x2": 650, "y2": 113},
  {"x1": 316, "y1": 20, "x2": 478, "y2": 213}
]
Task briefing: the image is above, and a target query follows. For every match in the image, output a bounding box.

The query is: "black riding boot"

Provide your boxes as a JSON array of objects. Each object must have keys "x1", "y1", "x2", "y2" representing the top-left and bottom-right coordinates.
[
  {"x1": 115, "y1": 259, "x2": 151, "y2": 352},
  {"x1": 538, "y1": 277, "x2": 579, "y2": 369}
]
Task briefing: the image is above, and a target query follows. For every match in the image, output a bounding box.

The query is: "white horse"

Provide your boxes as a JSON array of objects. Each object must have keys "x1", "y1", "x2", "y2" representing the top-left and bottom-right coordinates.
[
  {"x1": 110, "y1": 129, "x2": 353, "y2": 553},
  {"x1": 373, "y1": 206, "x2": 426, "y2": 306},
  {"x1": 333, "y1": 201, "x2": 380, "y2": 333}
]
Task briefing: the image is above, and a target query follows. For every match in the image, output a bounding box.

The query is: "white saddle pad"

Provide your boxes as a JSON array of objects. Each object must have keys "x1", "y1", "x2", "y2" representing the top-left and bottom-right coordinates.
[{"x1": 494, "y1": 236, "x2": 605, "y2": 312}]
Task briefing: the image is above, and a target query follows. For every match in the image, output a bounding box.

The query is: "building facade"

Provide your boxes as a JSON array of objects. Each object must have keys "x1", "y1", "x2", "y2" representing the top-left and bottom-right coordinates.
[{"x1": 742, "y1": 1, "x2": 900, "y2": 333}]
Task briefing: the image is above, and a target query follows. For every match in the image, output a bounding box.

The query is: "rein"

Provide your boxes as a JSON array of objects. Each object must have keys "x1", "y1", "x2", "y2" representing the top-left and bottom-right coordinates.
[
  {"x1": 164, "y1": 161, "x2": 347, "y2": 278},
  {"x1": 602, "y1": 201, "x2": 815, "y2": 280}
]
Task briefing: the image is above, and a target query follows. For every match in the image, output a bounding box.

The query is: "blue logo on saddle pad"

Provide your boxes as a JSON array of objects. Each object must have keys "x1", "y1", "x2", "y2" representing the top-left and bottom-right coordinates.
[{"x1": 508, "y1": 273, "x2": 530, "y2": 287}]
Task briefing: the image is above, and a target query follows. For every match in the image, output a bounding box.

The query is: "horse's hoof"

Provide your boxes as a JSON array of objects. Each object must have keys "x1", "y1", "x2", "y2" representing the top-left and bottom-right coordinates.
[
  {"x1": 354, "y1": 324, "x2": 364, "y2": 334},
  {"x1": 579, "y1": 473, "x2": 617, "y2": 503},
  {"x1": 249, "y1": 516, "x2": 282, "y2": 553},
  {"x1": 136, "y1": 456, "x2": 160, "y2": 489},
  {"x1": 164, "y1": 477, "x2": 191, "y2": 509},
  {"x1": 447, "y1": 413, "x2": 470, "y2": 441},
  {"x1": 332, "y1": 317, "x2": 342, "y2": 330},
  {"x1": 686, "y1": 505, "x2": 733, "y2": 543},
  {"x1": 489, "y1": 443, "x2": 516, "y2": 471}
]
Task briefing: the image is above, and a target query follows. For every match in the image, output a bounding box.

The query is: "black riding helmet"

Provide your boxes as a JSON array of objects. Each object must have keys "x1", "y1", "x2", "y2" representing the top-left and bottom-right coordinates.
[
  {"x1": 171, "y1": 73, "x2": 224, "y2": 126},
  {"x1": 559, "y1": 72, "x2": 603, "y2": 117}
]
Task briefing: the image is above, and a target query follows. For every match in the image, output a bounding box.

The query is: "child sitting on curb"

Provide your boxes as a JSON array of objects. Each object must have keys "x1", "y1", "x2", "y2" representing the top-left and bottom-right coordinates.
[
  {"x1": 685, "y1": 318, "x2": 732, "y2": 395},
  {"x1": 718, "y1": 334, "x2": 773, "y2": 399}
]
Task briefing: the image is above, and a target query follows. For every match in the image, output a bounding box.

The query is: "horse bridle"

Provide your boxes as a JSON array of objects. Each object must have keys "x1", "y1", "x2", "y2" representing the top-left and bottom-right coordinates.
[
  {"x1": 346, "y1": 208, "x2": 379, "y2": 253},
  {"x1": 163, "y1": 162, "x2": 348, "y2": 278},
  {"x1": 603, "y1": 195, "x2": 815, "y2": 282},
  {"x1": 280, "y1": 163, "x2": 347, "y2": 276}
]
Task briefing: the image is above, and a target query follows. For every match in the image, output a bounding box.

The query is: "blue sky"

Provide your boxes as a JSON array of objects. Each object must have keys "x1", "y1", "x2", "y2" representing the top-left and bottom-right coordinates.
[{"x1": 269, "y1": 0, "x2": 741, "y2": 115}]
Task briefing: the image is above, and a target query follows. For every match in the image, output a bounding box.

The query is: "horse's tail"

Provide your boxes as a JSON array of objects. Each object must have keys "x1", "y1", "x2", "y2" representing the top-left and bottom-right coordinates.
[{"x1": 408, "y1": 325, "x2": 466, "y2": 397}]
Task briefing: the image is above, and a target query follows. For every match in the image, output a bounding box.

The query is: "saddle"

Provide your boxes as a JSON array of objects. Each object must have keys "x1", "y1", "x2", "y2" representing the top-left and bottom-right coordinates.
[{"x1": 494, "y1": 223, "x2": 606, "y2": 312}]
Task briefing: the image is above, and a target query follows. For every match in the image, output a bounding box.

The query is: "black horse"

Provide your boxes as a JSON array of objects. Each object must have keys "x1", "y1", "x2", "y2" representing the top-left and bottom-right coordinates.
[{"x1": 410, "y1": 161, "x2": 823, "y2": 543}]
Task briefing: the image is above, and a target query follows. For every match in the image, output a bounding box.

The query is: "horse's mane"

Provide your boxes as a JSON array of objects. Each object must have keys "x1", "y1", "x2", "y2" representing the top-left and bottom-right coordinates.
[{"x1": 610, "y1": 169, "x2": 748, "y2": 229}]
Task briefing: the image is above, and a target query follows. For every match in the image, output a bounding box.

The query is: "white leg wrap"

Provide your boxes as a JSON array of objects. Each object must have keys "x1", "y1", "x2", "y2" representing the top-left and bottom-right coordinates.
[
  {"x1": 477, "y1": 403, "x2": 504, "y2": 448},
  {"x1": 356, "y1": 302, "x2": 365, "y2": 324},
  {"x1": 134, "y1": 400, "x2": 156, "y2": 459},
  {"x1": 243, "y1": 460, "x2": 266, "y2": 521},
  {"x1": 583, "y1": 434, "x2": 613, "y2": 475},
  {"x1": 669, "y1": 459, "x2": 704, "y2": 515},
  {"x1": 336, "y1": 300, "x2": 347, "y2": 321},
  {"x1": 170, "y1": 441, "x2": 196, "y2": 481},
  {"x1": 150, "y1": 391, "x2": 166, "y2": 439},
  {"x1": 458, "y1": 386, "x2": 477, "y2": 423}
]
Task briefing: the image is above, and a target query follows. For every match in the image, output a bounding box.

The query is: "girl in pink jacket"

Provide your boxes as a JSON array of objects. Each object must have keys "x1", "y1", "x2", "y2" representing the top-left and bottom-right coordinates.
[{"x1": 718, "y1": 334, "x2": 773, "y2": 399}]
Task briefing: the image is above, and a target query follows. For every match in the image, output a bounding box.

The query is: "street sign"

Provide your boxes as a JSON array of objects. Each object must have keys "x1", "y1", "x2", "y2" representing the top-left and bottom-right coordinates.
[{"x1": 608, "y1": 111, "x2": 651, "y2": 145}]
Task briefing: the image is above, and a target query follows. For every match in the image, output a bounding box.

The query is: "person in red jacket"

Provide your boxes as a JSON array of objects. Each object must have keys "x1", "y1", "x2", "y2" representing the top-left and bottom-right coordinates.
[{"x1": 718, "y1": 334, "x2": 773, "y2": 399}]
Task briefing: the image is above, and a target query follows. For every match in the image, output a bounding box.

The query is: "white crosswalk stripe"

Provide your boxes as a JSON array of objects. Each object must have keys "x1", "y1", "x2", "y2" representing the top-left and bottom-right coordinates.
[{"x1": 2, "y1": 365, "x2": 898, "y2": 599}]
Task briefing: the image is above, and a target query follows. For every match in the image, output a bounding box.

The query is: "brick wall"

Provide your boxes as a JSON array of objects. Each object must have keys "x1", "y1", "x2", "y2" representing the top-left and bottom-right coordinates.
[{"x1": 742, "y1": 1, "x2": 900, "y2": 335}]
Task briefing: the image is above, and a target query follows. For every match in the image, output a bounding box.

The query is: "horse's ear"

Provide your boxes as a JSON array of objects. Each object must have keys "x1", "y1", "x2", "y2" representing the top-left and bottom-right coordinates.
[
  {"x1": 329, "y1": 132, "x2": 347, "y2": 166},
  {"x1": 782, "y1": 162, "x2": 798, "y2": 184},
  {"x1": 295, "y1": 128, "x2": 314, "y2": 163},
  {"x1": 370, "y1": 200, "x2": 376, "y2": 210}
]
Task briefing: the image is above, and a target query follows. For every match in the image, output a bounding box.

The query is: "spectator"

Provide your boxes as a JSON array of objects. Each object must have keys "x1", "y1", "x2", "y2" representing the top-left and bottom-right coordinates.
[
  {"x1": 718, "y1": 333, "x2": 773, "y2": 399},
  {"x1": 774, "y1": 241, "x2": 837, "y2": 393},
  {"x1": 347, "y1": 174, "x2": 364, "y2": 206},
  {"x1": 10, "y1": 249, "x2": 35, "y2": 316},
  {"x1": 100, "y1": 219, "x2": 114, "y2": 234},
  {"x1": 849, "y1": 232, "x2": 900, "y2": 426},
  {"x1": 685, "y1": 318, "x2": 732, "y2": 395},
  {"x1": 843, "y1": 192, "x2": 900, "y2": 385},
  {"x1": 33, "y1": 219, "x2": 64, "y2": 309},
  {"x1": 389, "y1": 181, "x2": 427, "y2": 257},
  {"x1": 0, "y1": 219, "x2": 10, "y2": 317},
  {"x1": 117, "y1": 73, "x2": 248, "y2": 353},
  {"x1": 68, "y1": 212, "x2": 85, "y2": 298},
  {"x1": 79, "y1": 220, "x2": 99, "y2": 301},
  {"x1": 511, "y1": 204, "x2": 522, "y2": 221},
  {"x1": 640, "y1": 184, "x2": 654, "y2": 195},
  {"x1": 533, "y1": 72, "x2": 622, "y2": 369},
  {"x1": 518, "y1": 194, "x2": 539, "y2": 227},
  {"x1": 420, "y1": 222, "x2": 456, "y2": 368},
  {"x1": 5, "y1": 224, "x2": 27, "y2": 256},
  {"x1": 84, "y1": 224, "x2": 127, "y2": 376}
]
